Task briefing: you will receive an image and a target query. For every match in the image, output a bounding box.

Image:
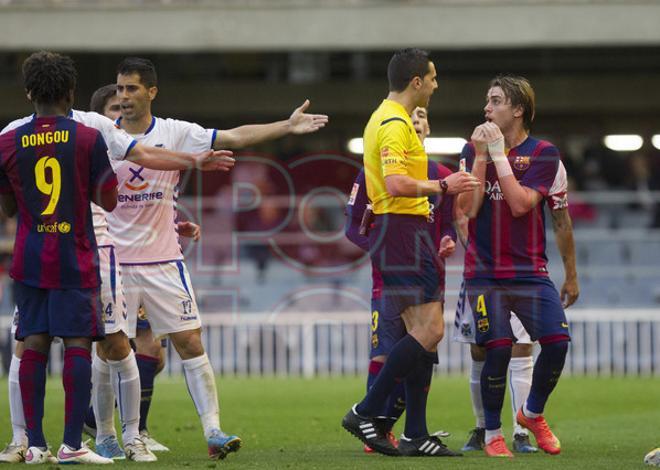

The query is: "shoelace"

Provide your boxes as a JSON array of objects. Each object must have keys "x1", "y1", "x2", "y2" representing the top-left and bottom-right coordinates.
[
  {"x1": 488, "y1": 436, "x2": 509, "y2": 454},
  {"x1": 431, "y1": 430, "x2": 450, "y2": 438}
]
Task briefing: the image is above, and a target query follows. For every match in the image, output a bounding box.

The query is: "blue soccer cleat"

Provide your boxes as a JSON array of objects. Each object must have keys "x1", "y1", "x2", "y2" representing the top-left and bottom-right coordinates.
[
  {"x1": 513, "y1": 433, "x2": 538, "y2": 453},
  {"x1": 207, "y1": 429, "x2": 241, "y2": 460},
  {"x1": 95, "y1": 436, "x2": 126, "y2": 460}
]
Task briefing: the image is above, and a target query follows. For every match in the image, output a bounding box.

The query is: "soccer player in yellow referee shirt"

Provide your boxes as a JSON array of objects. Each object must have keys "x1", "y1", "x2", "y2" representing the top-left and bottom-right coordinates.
[{"x1": 342, "y1": 48, "x2": 479, "y2": 457}]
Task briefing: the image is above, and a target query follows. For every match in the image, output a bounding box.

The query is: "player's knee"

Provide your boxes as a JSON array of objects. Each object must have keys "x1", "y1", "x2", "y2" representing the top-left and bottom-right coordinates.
[
  {"x1": 539, "y1": 335, "x2": 569, "y2": 358},
  {"x1": 485, "y1": 338, "x2": 513, "y2": 367},
  {"x1": 100, "y1": 332, "x2": 131, "y2": 360}
]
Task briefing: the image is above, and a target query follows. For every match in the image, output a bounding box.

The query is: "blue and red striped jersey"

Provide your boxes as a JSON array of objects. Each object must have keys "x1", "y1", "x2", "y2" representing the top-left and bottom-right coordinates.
[
  {"x1": 0, "y1": 116, "x2": 117, "y2": 288},
  {"x1": 462, "y1": 136, "x2": 560, "y2": 279}
]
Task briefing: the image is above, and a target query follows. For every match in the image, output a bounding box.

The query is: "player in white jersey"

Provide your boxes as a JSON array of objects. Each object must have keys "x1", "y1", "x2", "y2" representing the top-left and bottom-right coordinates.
[
  {"x1": 453, "y1": 159, "x2": 579, "y2": 453},
  {"x1": 108, "y1": 57, "x2": 328, "y2": 460},
  {"x1": 0, "y1": 79, "x2": 236, "y2": 463}
]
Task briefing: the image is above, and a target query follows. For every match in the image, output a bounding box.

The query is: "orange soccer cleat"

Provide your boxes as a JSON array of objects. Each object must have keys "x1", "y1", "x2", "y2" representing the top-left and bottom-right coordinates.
[
  {"x1": 483, "y1": 435, "x2": 513, "y2": 458},
  {"x1": 363, "y1": 432, "x2": 398, "y2": 454},
  {"x1": 516, "y1": 408, "x2": 561, "y2": 455}
]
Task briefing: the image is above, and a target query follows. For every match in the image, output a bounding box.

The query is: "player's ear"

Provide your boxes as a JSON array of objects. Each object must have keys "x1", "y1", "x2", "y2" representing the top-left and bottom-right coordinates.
[
  {"x1": 148, "y1": 86, "x2": 158, "y2": 101},
  {"x1": 25, "y1": 90, "x2": 32, "y2": 102},
  {"x1": 513, "y1": 105, "x2": 524, "y2": 119},
  {"x1": 410, "y1": 76, "x2": 422, "y2": 91}
]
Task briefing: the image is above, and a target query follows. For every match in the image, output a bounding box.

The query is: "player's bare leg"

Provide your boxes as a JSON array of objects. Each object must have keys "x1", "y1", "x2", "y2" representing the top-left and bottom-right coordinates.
[
  {"x1": 95, "y1": 332, "x2": 155, "y2": 461},
  {"x1": 134, "y1": 326, "x2": 169, "y2": 452},
  {"x1": 0, "y1": 341, "x2": 28, "y2": 463},
  {"x1": 169, "y1": 328, "x2": 241, "y2": 460}
]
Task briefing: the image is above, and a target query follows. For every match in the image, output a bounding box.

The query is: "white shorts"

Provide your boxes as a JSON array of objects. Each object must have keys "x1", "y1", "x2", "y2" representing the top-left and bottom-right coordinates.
[
  {"x1": 99, "y1": 246, "x2": 128, "y2": 336},
  {"x1": 451, "y1": 280, "x2": 532, "y2": 345},
  {"x1": 122, "y1": 260, "x2": 200, "y2": 339}
]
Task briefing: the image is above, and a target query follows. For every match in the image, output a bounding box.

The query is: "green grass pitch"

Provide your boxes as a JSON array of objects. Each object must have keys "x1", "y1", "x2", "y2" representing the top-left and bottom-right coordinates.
[{"x1": 0, "y1": 375, "x2": 658, "y2": 469}]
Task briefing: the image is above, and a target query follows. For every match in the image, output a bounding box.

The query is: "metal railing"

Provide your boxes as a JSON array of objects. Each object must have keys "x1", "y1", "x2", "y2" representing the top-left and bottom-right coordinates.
[{"x1": 2, "y1": 309, "x2": 658, "y2": 377}]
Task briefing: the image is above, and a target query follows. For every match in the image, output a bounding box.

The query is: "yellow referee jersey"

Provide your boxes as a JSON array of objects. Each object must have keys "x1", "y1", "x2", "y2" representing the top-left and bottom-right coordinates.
[{"x1": 363, "y1": 99, "x2": 429, "y2": 216}]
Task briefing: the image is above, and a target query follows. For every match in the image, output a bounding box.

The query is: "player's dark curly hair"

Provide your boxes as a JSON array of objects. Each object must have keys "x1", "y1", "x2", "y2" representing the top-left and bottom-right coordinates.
[
  {"x1": 489, "y1": 74, "x2": 536, "y2": 131},
  {"x1": 22, "y1": 51, "x2": 77, "y2": 105},
  {"x1": 117, "y1": 57, "x2": 158, "y2": 88},
  {"x1": 387, "y1": 48, "x2": 431, "y2": 92},
  {"x1": 89, "y1": 84, "x2": 117, "y2": 114}
]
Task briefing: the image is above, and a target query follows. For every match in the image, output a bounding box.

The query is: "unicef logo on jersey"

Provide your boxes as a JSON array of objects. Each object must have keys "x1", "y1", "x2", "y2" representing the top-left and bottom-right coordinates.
[{"x1": 484, "y1": 180, "x2": 505, "y2": 201}]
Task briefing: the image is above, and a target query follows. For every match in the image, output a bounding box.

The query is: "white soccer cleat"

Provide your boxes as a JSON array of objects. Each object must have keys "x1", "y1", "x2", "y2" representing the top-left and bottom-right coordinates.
[
  {"x1": 56, "y1": 442, "x2": 114, "y2": 464},
  {"x1": 125, "y1": 437, "x2": 157, "y2": 462},
  {"x1": 645, "y1": 448, "x2": 660, "y2": 467},
  {"x1": 0, "y1": 442, "x2": 27, "y2": 463},
  {"x1": 24, "y1": 446, "x2": 57, "y2": 465},
  {"x1": 139, "y1": 430, "x2": 170, "y2": 452}
]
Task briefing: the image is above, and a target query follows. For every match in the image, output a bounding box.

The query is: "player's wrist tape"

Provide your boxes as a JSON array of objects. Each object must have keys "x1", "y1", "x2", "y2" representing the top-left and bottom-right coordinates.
[
  {"x1": 493, "y1": 158, "x2": 513, "y2": 177},
  {"x1": 487, "y1": 137, "x2": 505, "y2": 156}
]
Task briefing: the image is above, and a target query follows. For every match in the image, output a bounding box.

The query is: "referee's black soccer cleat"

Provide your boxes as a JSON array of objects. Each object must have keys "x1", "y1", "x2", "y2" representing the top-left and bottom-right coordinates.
[
  {"x1": 341, "y1": 405, "x2": 399, "y2": 456},
  {"x1": 398, "y1": 434, "x2": 463, "y2": 457}
]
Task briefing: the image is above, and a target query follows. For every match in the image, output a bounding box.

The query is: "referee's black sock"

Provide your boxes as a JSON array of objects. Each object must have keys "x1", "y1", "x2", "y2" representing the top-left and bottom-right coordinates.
[
  {"x1": 356, "y1": 334, "x2": 425, "y2": 417},
  {"x1": 402, "y1": 351, "x2": 435, "y2": 438}
]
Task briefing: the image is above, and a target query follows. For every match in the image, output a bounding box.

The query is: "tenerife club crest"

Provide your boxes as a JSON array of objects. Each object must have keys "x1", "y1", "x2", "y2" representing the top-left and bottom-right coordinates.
[{"x1": 125, "y1": 166, "x2": 149, "y2": 191}]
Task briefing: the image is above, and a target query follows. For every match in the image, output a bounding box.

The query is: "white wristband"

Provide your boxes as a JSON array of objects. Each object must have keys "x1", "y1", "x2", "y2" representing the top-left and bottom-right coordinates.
[
  {"x1": 487, "y1": 137, "x2": 505, "y2": 157},
  {"x1": 494, "y1": 158, "x2": 513, "y2": 177}
]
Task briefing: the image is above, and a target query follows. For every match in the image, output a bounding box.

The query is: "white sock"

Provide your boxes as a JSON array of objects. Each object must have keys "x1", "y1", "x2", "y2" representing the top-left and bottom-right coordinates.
[
  {"x1": 108, "y1": 350, "x2": 141, "y2": 445},
  {"x1": 92, "y1": 354, "x2": 117, "y2": 444},
  {"x1": 8, "y1": 355, "x2": 27, "y2": 446},
  {"x1": 182, "y1": 353, "x2": 221, "y2": 438},
  {"x1": 509, "y1": 356, "x2": 533, "y2": 436},
  {"x1": 485, "y1": 428, "x2": 503, "y2": 444},
  {"x1": 523, "y1": 402, "x2": 540, "y2": 419},
  {"x1": 469, "y1": 359, "x2": 485, "y2": 428}
]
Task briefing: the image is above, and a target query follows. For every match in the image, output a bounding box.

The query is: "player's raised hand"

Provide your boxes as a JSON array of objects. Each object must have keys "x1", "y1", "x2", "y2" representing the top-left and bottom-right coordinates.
[
  {"x1": 444, "y1": 171, "x2": 481, "y2": 195},
  {"x1": 194, "y1": 149, "x2": 236, "y2": 172},
  {"x1": 471, "y1": 125, "x2": 488, "y2": 156},
  {"x1": 482, "y1": 122, "x2": 506, "y2": 157},
  {"x1": 178, "y1": 221, "x2": 201, "y2": 241},
  {"x1": 288, "y1": 99, "x2": 329, "y2": 134},
  {"x1": 438, "y1": 235, "x2": 456, "y2": 258},
  {"x1": 560, "y1": 277, "x2": 579, "y2": 308}
]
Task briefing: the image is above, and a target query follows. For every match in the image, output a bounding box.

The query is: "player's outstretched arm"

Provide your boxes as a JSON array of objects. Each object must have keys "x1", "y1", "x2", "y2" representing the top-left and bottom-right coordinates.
[
  {"x1": 214, "y1": 99, "x2": 329, "y2": 149},
  {"x1": 385, "y1": 173, "x2": 478, "y2": 198},
  {"x1": 127, "y1": 144, "x2": 235, "y2": 172},
  {"x1": 551, "y1": 208, "x2": 579, "y2": 308}
]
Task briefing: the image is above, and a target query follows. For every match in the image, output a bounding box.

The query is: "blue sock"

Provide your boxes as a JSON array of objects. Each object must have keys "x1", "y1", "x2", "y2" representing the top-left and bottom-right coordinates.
[
  {"x1": 62, "y1": 348, "x2": 92, "y2": 449},
  {"x1": 20, "y1": 349, "x2": 48, "y2": 448},
  {"x1": 84, "y1": 405, "x2": 96, "y2": 431},
  {"x1": 356, "y1": 335, "x2": 425, "y2": 417},
  {"x1": 481, "y1": 341, "x2": 512, "y2": 431},
  {"x1": 403, "y1": 352, "x2": 434, "y2": 438},
  {"x1": 136, "y1": 354, "x2": 159, "y2": 432},
  {"x1": 526, "y1": 338, "x2": 569, "y2": 414}
]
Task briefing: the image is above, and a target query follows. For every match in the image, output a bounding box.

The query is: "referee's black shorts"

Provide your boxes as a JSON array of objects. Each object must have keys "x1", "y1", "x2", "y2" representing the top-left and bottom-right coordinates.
[{"x1": 368, "y1": 213, "x2": 444, "y2": 319}]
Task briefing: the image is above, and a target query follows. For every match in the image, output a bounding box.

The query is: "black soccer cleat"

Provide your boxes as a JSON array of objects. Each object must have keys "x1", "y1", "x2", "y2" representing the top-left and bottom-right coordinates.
[
  {"x1": 341, "y1": 405, "x2": 399, "y2": 456},
  {"x1": 461, "y1": 427, "x2": 485, "y2": 451},
  {"x1": 398, "y1": 434, "x2": 462, "y2": 457}
]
